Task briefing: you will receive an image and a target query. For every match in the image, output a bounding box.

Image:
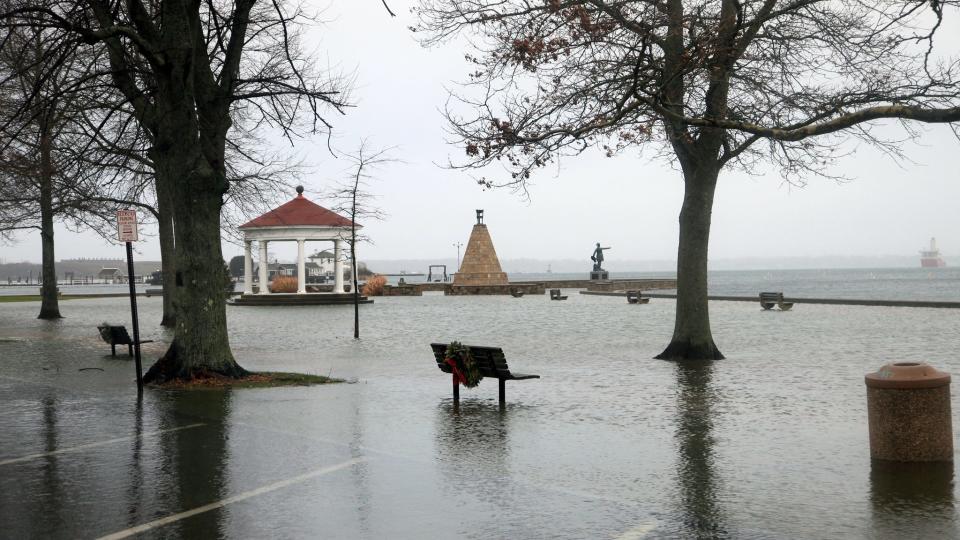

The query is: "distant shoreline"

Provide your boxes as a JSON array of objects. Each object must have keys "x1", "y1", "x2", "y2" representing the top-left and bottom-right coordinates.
[{"x1": 0, "y1": 259, "x2": 951, "y2": 282}]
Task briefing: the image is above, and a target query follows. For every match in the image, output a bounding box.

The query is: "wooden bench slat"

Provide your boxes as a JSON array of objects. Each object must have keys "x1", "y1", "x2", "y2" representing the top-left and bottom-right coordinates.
[{"x1": 507, "y1": 373, "x2": 540, "y2": 380}]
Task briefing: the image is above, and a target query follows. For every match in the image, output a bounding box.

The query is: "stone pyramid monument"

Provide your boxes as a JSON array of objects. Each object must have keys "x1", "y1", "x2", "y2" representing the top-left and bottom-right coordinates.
[{"x1": 453, "y1": 210, "x2": 508, "y2": 286}]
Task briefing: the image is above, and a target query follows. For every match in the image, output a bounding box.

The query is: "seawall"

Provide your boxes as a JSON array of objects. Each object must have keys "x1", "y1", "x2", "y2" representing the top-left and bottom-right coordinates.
[{"x1": 580, "y1": 291, "x2": 960, "y2": 309}]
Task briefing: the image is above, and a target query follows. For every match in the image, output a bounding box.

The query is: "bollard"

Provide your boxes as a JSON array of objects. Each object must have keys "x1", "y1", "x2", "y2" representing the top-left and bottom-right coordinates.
[{"x1": 865, "y1": 362, "x2": 953, "y2": 461}]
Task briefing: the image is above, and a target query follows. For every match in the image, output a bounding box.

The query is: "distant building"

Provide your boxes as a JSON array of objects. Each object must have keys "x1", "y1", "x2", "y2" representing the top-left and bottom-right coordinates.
[
  {"x1": 255, "y1": 261, "x2": 335, "y2": 283},
  {"x1": 98, "y1": 268, "x2": 120, "y2": 283},
  {"x1": 308, "y1": 250, "x2": 336, "y2": 277},
  {"x1": 98, "y1": 267, "x2": 145, "y2": 284}
]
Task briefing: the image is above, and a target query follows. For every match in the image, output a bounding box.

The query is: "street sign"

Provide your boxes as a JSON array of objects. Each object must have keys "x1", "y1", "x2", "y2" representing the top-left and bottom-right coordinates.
[
  {"x1": 117, "y1": 208, "x2": 143, "y2": 391},
  {"x1": 117, "y1": 209, "x2": 138, "y2": 242}
]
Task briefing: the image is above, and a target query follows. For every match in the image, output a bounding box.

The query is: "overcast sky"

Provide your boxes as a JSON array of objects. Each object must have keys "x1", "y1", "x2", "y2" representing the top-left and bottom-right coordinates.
[{"x1": 2, "y1": 1, "x2": 958, "y2": 267}]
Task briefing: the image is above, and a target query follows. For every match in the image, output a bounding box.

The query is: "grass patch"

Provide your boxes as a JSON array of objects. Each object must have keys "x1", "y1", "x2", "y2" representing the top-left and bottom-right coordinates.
[
  {"x1": 0, "y1": 295, "x2": 76, "y2": 303},
  {"x1": 158, "y1": 371, "x2": 342, "y2": 389},
  {"x1": 0, "y1": 295, "x2": 43, "y2": 303}
]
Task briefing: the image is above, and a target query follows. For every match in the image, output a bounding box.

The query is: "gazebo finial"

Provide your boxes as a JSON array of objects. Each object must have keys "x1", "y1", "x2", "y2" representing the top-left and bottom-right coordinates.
[{"x1": 295, "y1": 185, "x2": 304, "y2": 197}]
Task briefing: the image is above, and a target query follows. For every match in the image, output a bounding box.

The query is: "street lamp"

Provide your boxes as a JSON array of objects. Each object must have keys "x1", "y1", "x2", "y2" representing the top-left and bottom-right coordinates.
[{"x1": 453, "y1": 241, "x2": 463, "y2": 270}]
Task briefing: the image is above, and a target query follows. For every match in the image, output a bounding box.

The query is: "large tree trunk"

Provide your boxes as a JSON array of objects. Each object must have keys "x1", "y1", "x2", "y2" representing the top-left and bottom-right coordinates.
[
  {"x1": 37, "y1": 129, "x2": 61, "y2": 320},
  {"x1": 144, "y1": 163, "x2": 244, "y2": 382},
  {"x1": 155, "y1": 173, "x2": 176, "y2": 328},
  {"x1": 143, "y1": 53, "x2": 245, "y2": 382},
  {"x1": 170, "y1": 168, "x2": 239, "y2": 371},
  {"x1": 656, "y1": 165, "x2": 724, "y2": 360},
  {"x1": 143, "y1": 150, "x2": 245, "y2": 381}
]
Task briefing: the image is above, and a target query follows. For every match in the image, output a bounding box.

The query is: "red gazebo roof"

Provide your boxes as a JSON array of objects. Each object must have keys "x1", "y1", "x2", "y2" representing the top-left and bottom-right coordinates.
[{"x1": 239, "y1": 188, "x2": 355, "y2": 229}]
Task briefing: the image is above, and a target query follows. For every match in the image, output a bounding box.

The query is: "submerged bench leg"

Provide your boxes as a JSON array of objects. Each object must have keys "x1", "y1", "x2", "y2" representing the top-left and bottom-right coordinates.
[
  {"x1": 453, "y1": 374, "x2": 459, "y2": 406},
  {"x1": 499, "y1": 378, "x2": 505, "y2": 407}
]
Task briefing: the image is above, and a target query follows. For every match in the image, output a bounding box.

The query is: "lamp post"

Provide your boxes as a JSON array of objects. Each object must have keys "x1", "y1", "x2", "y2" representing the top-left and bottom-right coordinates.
[{"x1": 453, "y1": 241, "x2": 463, "y2": 270}]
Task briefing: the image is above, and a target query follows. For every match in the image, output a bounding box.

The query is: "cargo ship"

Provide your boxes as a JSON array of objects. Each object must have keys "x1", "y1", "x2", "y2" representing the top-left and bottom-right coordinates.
[{"x1": 920, "y1": 237, "x2": 946, "y2": 268}]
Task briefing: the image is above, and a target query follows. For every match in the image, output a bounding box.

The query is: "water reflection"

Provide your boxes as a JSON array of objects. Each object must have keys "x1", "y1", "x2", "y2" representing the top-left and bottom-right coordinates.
[
  {"x1": 434, "y1": 402, "x2": 511, "y2": 530},
  {"x1": 156, "y1": 390, "x2": 233, "y2": 539},
  {"x1": 124, "y1": 397, "x2": 146, "y2": 528},
  {"x1": 38, "y1": 393, "x2": 62, "y2": 537},
  {"x1": 347, "y1": 389, "x2": 372, "y2": 538},
  {"x1": 869, "y1": 460, "x2": 958, "y2": 538},
  {"x1": 673, "y1": 362, "x2": 727, "y2": 538}
]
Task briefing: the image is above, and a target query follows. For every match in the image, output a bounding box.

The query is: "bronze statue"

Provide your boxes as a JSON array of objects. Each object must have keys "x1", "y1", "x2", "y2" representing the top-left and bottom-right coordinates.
[{"x1": 591, "y1": 243, "x2": 610, "y2": 271}]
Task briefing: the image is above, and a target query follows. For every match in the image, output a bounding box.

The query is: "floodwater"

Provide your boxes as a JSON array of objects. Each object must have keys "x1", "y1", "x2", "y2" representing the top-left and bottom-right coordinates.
[
  {"x1": 1, "y1": 292, "x2": 958, "y2": 538},
  {"x1": 511, "y1": 266, "x2": 960, "y2": 302}
]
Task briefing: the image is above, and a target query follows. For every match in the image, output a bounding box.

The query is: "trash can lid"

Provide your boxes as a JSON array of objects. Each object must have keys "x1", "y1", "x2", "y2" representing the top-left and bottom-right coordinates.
[{"x1": 865, "y1": 362, "x2": 951, "y2": 389}]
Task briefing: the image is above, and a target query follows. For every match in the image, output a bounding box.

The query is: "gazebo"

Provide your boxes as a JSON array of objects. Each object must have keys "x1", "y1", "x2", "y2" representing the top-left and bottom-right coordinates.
[{"x1": 238, "y1": 186, "x2": 358, "y2": 295}]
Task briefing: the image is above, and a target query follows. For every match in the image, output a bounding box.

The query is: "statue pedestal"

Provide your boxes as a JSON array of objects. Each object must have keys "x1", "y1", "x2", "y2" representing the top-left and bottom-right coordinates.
[{"x1": 590, "y1": 270, "x2": 609, "y2": 280}]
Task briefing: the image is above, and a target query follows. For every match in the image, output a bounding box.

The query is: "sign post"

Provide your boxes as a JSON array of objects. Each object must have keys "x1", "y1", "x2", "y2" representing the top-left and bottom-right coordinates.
[{"x1": 117, "y1": 210, "x2": 143, "y2": 392}]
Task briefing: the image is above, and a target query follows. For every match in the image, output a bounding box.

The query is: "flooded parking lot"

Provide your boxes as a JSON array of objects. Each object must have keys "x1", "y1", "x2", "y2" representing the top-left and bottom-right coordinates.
[{"x1": 1, "y1": 293, "x2": 958, "y2": 538}]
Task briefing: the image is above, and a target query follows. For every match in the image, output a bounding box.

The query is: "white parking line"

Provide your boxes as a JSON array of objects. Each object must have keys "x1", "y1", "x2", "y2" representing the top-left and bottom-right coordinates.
[
  {"x1": 96, "y1": 457, "x2": 368, "y2": 540},
  {"x1": 0, "y1": 423, "x2": 205, "y2": 466},
  {"x1": 614, "y1": 520, "x2": 659, "y2": 539}
]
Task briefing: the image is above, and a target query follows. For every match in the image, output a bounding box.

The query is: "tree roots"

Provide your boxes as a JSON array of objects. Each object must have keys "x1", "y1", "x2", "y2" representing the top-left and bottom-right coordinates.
[
  {"x1": 655, "y1": 339, "x2": 725, "y2": 361},
  {"x1": 143, "y1": 346, "x2": 248, "y2": 384}
]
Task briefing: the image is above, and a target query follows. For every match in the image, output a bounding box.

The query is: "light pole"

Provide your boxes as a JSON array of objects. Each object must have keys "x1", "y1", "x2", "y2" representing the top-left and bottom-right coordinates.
[{"x1": 453, "y1": 241, "x2": 463, "y2": 270}]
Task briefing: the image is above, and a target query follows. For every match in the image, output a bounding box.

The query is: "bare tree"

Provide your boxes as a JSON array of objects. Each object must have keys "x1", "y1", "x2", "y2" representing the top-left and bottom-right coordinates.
[
  {"x1": 79, "y1": 107, "x2": 305, "y2": 328},
  {"x1": 69, "y1": 109, "x2": 178, "y2": 325},
  {"x1": 329, "y1": 142, "x2": 390, "y2": 339},
  {"x1": 416, "y1": 0, "x2": 960, "y2": 360},
  {"x1": 1, "y1": 0, "x2": 352, "y2": 380},
  {"x1": 0, "y1": 14, "x2": 117, "y2": 319}
]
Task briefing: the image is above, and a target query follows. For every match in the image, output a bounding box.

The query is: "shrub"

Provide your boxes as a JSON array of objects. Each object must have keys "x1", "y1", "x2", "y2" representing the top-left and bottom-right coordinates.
[
  {"x1": 270, "y1": 275, "x2": 298, "y2": 293},
  {"x1": 362, "y1": 274, "x2": 387, "y2": 296}
]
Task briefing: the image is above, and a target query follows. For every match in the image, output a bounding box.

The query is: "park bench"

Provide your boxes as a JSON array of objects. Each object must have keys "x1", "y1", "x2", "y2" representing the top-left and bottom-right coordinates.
[
  {"x1": 550, "y1": 289, "x2": 568, "y2": 301},
  {"x1": 510, "y1": 289, "x2": 525, "y2": 298},
  {"x1": 626, "y1": 290, "x2": 650, "y2": 304},
  {"x1": 759, "y1": 292, "x2": 794, "y2": 311},
  {"x1": 430, "y1": 343, "x2": 540, "y2": 406},
  {"x1": 97, "y1": 324, "x2": 153, "y2": 357}
]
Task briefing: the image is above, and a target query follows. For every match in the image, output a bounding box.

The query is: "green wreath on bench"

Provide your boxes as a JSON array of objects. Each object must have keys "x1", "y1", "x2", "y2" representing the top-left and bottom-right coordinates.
[{"x1": 444, "y1": 341, "x2": 482, "y2": 388}]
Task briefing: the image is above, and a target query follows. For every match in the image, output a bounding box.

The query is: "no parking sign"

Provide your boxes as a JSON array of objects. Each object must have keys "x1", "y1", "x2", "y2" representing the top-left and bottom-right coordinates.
[{"x1": 117, "y1": 209, "x2": 138, "y2": 242}]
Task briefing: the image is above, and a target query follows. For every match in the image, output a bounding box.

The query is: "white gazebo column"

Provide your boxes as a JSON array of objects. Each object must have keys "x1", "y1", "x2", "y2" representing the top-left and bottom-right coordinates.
[
  {"x1": 333, "y1": 239, "x2": 344, "y2": 293},
  {"x1": 243, "y1": 241, "x2": 253, "y2": 294},
  {"x1": 258, "y1": 240, "x2": 270, "y2": 294},
  {"x1": 297, "y1": 239, "x2": 306, "y2": 294}
]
